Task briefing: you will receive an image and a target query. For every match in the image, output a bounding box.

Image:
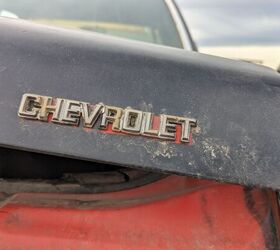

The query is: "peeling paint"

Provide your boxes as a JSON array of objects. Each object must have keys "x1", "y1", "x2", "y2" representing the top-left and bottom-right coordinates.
[
  {"x1": 144, "y1": 141, "x2": 178, "y2": 159},
  {"x1": 139, "y1": 101, "x2": 153, "y2": 112},
  {"x1": 200, "y1": 138, "x2": 231, "y2": 161}
]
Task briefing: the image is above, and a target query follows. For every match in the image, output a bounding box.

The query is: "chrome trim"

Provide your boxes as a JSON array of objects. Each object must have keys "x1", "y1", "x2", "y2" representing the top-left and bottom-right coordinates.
[
  {"x1": 18, "y1": 93, "x2": 198, "y2": 144},
  {"x1": 164, "y1": 0, "x2": 192, "y2": 50}
]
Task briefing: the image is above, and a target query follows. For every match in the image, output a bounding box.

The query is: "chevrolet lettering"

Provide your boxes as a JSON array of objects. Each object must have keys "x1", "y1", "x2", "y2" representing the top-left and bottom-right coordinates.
[{"x1": 18, "y1": 93, "x2": 197, "y2": 143}]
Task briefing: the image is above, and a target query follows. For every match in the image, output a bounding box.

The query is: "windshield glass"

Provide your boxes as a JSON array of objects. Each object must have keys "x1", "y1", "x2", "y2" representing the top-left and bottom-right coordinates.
[{"x1": 0, "y1": 0, "x2": 183, "y2": 48}]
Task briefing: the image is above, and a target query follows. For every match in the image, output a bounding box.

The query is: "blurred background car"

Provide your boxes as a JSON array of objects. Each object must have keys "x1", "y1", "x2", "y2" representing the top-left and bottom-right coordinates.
[
  {"x1": 1, "y1": 0, "x2": 278, "y2": 70},
  {"x1": 0, "y1": 0, "x2": 196, "y2": 50}
]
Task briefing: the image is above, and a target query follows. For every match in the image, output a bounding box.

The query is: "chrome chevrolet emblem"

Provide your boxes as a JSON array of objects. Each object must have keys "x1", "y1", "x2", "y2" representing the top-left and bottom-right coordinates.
[{"x1": 18, "y1": 93, "x2": 197, "y2": 143}]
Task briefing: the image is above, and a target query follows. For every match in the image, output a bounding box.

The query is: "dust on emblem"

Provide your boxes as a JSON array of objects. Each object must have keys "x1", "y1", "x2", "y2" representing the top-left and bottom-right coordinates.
[{"x1": 18, "y1": 93, "x2": 198, "y2": 143}]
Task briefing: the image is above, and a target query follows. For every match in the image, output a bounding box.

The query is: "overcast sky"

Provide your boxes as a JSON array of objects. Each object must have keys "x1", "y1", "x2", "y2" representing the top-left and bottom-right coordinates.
[{"x1": 176, "y1": 0, "x2": 280, "y2": 47}]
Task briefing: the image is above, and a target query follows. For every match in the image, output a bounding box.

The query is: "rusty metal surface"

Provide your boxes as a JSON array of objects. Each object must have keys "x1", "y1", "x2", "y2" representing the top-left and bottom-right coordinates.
[{"x1": 0, "y1": 18, "x2": 280, "y2": 189}]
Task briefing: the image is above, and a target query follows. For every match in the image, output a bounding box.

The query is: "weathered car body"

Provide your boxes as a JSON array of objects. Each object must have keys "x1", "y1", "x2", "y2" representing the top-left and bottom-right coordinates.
[
  {"x1": 1, "y1": 18, "x2": 280, "y2": 189},
  {"x1": 0, "y1": 1, "x2": 280, "y2": 249}
]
